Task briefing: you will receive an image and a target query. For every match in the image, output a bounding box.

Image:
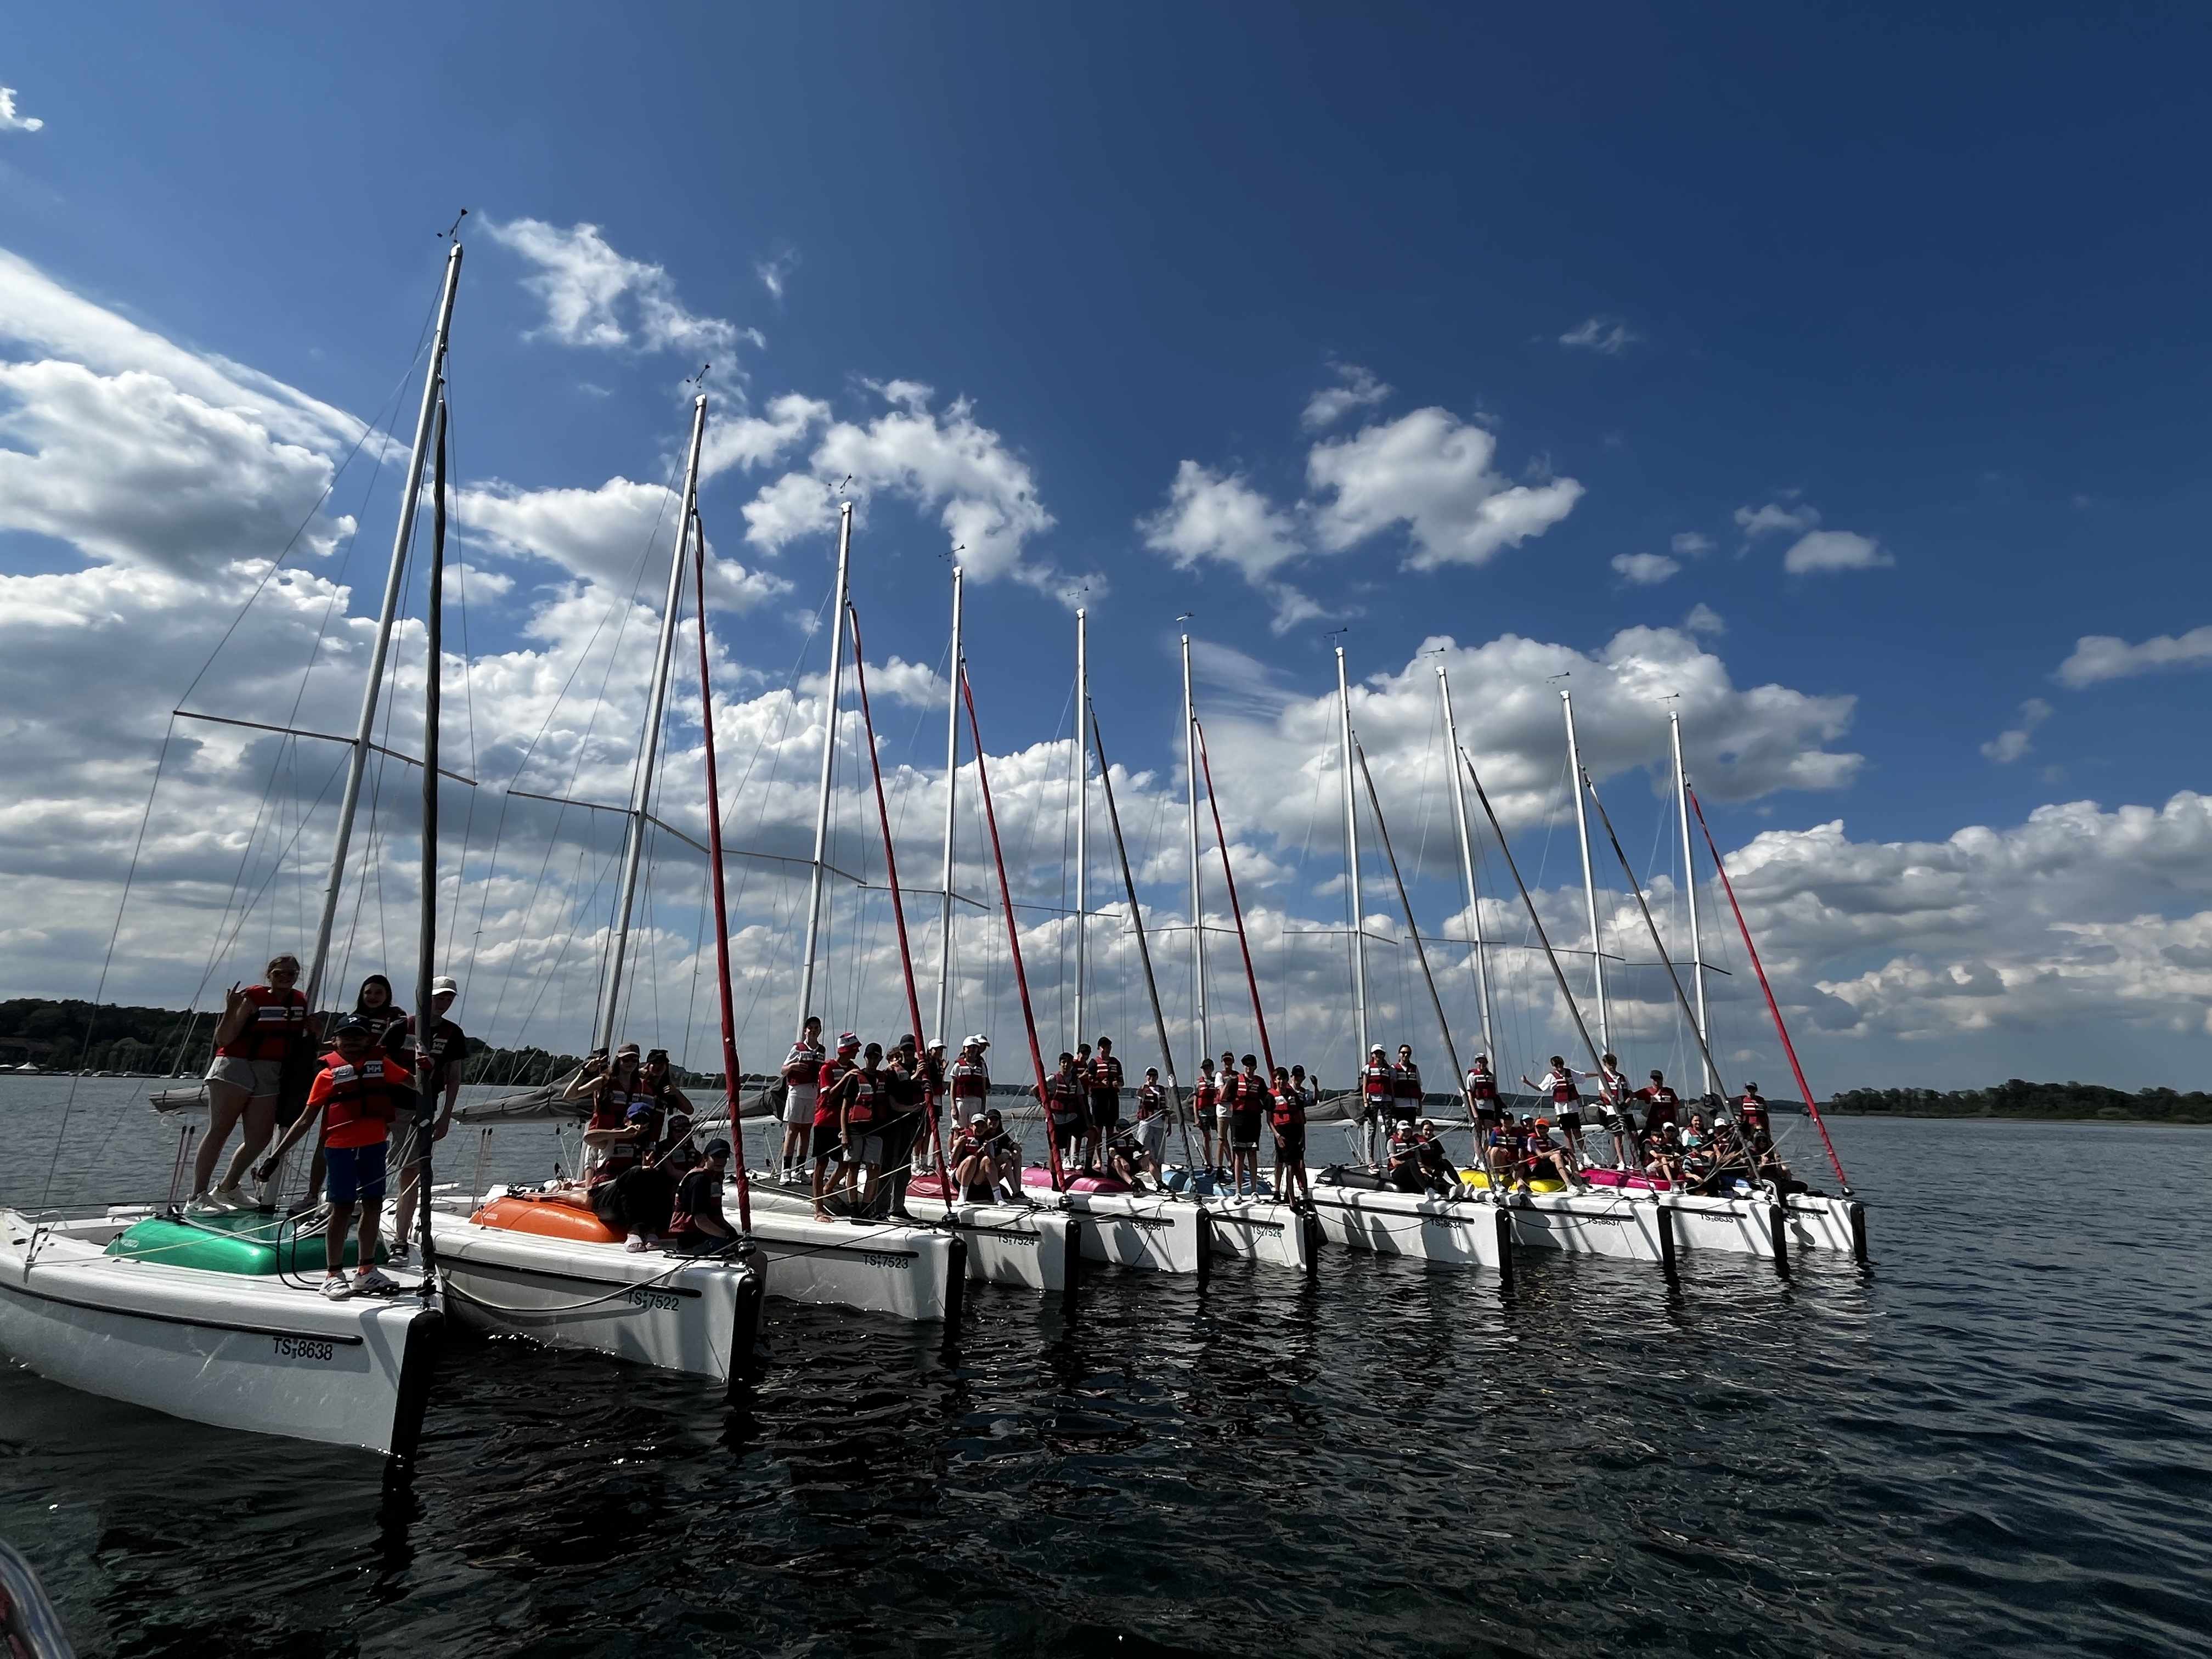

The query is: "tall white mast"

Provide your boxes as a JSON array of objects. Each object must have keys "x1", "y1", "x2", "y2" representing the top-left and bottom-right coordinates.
[
  {"x1": 1073, "y1": 606, "x2": 1089, "y2": 1053},
  {"x1": 1181, "y1": 634, "x2": 1208, "y2": 1063},
  {"x1": 597, "y1": 394, "x2": 710, "y2": 1050},
  {"x1": 303, "y1": 241, "x2": 462, "y2": 1016},
  {"x1": 1671, "y1": 709, "x2": 1712, "y2": 1094},
  {"x1": 1338, "y1": 646, "x2": 1369, "y2": 1067},
  {"x1": 1437, "y1": 666, "x2": 1496, "y2": 1066},
  {"x1": 1561, "y1": 688, "x2": 1610, "y2": 1057},
  {"x1": 795, "y1": 501, "x2": 855, "y2": 1037},
  {"x1": 933, "y1": 565, "x2": 964, "y2": 1048}
]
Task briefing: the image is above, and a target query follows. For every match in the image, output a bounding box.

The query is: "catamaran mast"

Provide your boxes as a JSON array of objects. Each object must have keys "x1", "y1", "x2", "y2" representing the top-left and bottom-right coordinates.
[
  {"x1": 794, "y1": 501, "x2": 855, "y2": 1037},
  {"x1": 1671, "y1": 711, "x2": 1712, "y2": 1095},
  {"x1": 1338, "y1": 646, "x2": 1370, "y2": 1069},
  {"x1": 1561, "y1": 689, "x2": 1610, "y2": 1056},
  {"x1": 933, "y1": 566, "x2": 964, "y2": 1047},
  {"x1": 411, "y1": 392, "x2": 449, "y2": 1289},
  {"x1": 596, "y1": 394, "x2": 709, "y2": 1050},
  {"x1": 1354, "y1": 736, "x2": 1462, "y2": 1110},
  {"x1": 1437, "y1": 666, "x2": 1497, "y2": 1070},
  {"x1": 304, "y1": 240, "x2": 462, "y2": 1017},
  {"x1": 1181, "y1": 634, "x2": 1209, "y2": 1063},
  {"x1": 1073, "y1": 606, "x2": 1089, "y2": 1053}
]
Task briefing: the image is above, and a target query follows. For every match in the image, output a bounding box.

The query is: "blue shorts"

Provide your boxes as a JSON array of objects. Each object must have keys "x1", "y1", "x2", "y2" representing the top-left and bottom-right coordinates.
[{"x1": 326, "y1": 1141, "x2": 388, "y2": 1205}]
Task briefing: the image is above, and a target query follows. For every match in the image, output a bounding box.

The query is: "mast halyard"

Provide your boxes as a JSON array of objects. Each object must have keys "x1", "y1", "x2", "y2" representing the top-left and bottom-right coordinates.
[
  {"x1": 596, "y1": 394, "x2": 709, "y2": 1051},
  {"x1": 1336, "y1": 647, "x2": 1369, "y2": 1070},
  {"x1": 411, "y1": 392, "x2": 450, "y2": 1291},
  {"x1": 1073, "y1": 606, "x2": 1088, "y2": 1055},
  {"x1": 1181, "y1": 634, "x2": 1208, "y2": 1064},
  {"x1": 1438, "y1": 665, "x2": 1497, "y2": 1071},
  {"x1": 1561, "y1": 689, "x2": 1610, "y2": 1057},
  {"x1": 794, "y1": 501, "x2": 855, "y2": 1038},
  {"x1": 304, "y1": 239, "x2": 462, "y2": 1017},
  {"x1": 1354, "y1": 735, "x2": 1463, "y2": 1112},
  {"x1": 933, "y1": 566, "x2": 963, "y2": 1048},
  {"x1": 1671, "y1": 711, "x2": 1712, "y2": 1096}
]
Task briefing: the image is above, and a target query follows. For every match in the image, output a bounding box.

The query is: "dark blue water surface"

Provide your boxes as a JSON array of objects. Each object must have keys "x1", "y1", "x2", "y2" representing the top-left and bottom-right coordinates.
[{"x1": 4, "y1": 1083, "x2": 2209, "y2": 1657}]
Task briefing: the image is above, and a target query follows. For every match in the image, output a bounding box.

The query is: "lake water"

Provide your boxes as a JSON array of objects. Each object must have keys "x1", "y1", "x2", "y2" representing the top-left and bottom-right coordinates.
[{"x1": 3, "y1": 1077, "x2": 2209, "y2": 1657}]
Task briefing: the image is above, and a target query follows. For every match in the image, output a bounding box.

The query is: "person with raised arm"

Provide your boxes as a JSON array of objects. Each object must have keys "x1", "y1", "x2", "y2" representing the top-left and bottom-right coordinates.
[
  {"x1": 778, "y1": 1016, "x2": 826, "y2": 1186},
  {"x1": 192, "y1": 952, "x2": 311, "y2": 1212},
  {"x1": 255, "y1": 1015, "x2": 401, "y2": 1300},
  {"x1": 1596, "y1": 1051, "x2": 1638, "y2": 1170},
  {"x1": 1520, "y1": 1055, "x2": 1597, "y2": 1170}
]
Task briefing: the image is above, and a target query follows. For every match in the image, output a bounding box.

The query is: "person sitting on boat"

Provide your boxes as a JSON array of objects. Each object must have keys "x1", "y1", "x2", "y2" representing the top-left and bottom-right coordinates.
[
  {"x1": 667, "y1": 1139, "x2": 737, "y2": 1254},
  {"x1": 949, "y1": 1034, "x2": 991, "y2": 1133},
  {"x1": 1520, "y1": 1057, "x2": 1594, "y2": 1169},
  {"x1": 1645, "y1": 1121, "x2": 1688, "y2": 1186},
  {"x1": 837, "y1": 1041, "x2": 894, "y2": 1223},
  {"x1": 1465, "y1": 1053, "x2": 1501, "y2": 1130},
  {"x1": 1087, "y1": 1036, "x2": 1125, "y2": 1162},
  {"x1": 1359, "y1": 1045, "x2": 1395, "y2": 1164},
  {"x1": 1391, "y1": 1045, "x2": 1424, "y2": 1134},
  {"x1": 1103, "y1": 1121, "x2": 1154, "y2": 1192},
  {"x1": 1482, "y1": 1114, "x2": 1521, "y2": 1187},
  {"x1": 877, "y1": 1035, "x2": 930, "y2": 1220},
  {"x1": 1267, "y1": 1063, "x2": 1310, "y2": 1204},
  {"x1": 382, "y1": 975, "x2": 467, "y2": 1265},
  {"x1": 192, "y1": 952, "x2": 311, "y2": 1213},
  {"x1": 807, "y1": 1032, "x2": 860, "y2": 1222},
  {"x1": 779, "y1": 1016, "x2": 826, "y2": 1187},
  {"x1": 1521, "y1": 1115, "x2": 1586, "y2": 1191},
  {"x1": 1133, "y1": 1066, "x2": 1170, "y2": 1169},
  {"x1": 1596, "y1": 1052, "x2": 1639, "y2": 1170},
  {"x1": 253, "y1": 1014, "x2": 402, "y2": 1300},
  {"x1": 1040, "y1": 1052, "x2": 1087, "y2": 1184},
  {"x1": 1381, "y1": 1124, "x2": 1428, "y2": 1193},
  {"x1": 1413, "y1": 1120, "x2": 1461, "y2": 1193},
  {"x1": 949, "y1": 1118, "x2": 994, "y2": 1203},
  {"x1": 1228, "y1": 1054, "x2": 1266, "y2": 1197},
  {"x1": 1191, "y1": 1056, "x2": 1220, "y2": 1171}
]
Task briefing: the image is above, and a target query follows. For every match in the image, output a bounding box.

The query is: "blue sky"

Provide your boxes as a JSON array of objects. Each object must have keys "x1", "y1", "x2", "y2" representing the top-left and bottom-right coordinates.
[{"x1": 4, "y1": 5, "x2": 2210, "y2": 1093}]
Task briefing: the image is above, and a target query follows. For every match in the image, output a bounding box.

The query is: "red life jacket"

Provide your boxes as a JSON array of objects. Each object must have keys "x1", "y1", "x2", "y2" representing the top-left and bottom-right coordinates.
[
  {"x1": 1088, "y1": 1054, "x2": 1124, "y2": 1096},
  {"x1": 1044, "y1": 1071, "x2": 1084, "y2": 1125},
  {"x1": 1640, "y1": 1085, "x2": 1681, "y2": 1127},
  {"x1": 1136, "y1": 1082, "x2": 1167, "y2": 1119},
  {"x1": 586, "y1": 1090, "x2": 648, "y2": 1183},
  {"x1": 1466, "y1": 1067, "x2": 1497, "y2": 1102},
  {"x1": 314, "y1": 1051, "x2": 398, "y2": 1149},
  {"x1": 1547, "y1": 1070, "x2": 1581, "y2": 1106},
  {"x1": 1269, "y1": 1086, "x2": 1304, "y2": 1131},
  {"x1": 1362, "y1": 1061, "x2": 1395, "y2": 1102},
  {"x1": 813, "y1": 1059, "x2": 853, "y2": 1127},
  {"x1": 216, "y1": 985, "x2": 308, "y2": 1062},
  {"x1": 1393, "y1": 1062, "x2": 1421, "y2": 1103},
  {"x1": 1193, "y1": 1076, "x2": 1218, "y2": 1111},
  {"x1": 845, "y1": 1069, "x2": 882, "y2": 1128},
  {"x1": 951, "y1": 1058, "x2": 990, "y2": 1101},
  {"x1": 1739, "y1": 1093, "x2": 1769, "y2": 1131}
]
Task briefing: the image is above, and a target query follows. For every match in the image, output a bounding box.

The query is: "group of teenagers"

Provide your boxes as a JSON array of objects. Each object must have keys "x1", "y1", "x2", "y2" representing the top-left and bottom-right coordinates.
[
  {"x1": 1365, "y1": 1045, "x2": 1801, "y2": 1197},
  {"x1": 561, "y1": 1042, "x2": 741, "y2": 1254},
  {"x1": 180, "y1": 954, "x2": 469, "y2": 1301}
]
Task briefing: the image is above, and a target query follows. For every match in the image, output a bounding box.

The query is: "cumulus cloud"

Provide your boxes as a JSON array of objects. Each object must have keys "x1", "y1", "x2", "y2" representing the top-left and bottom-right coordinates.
[
  {"x1": 1307, "y1": 408, "x2": 1583, "y2": 571},
  {"x1": 2054, "y1": 625, "x2": 2212, "y2": 689},
  {"x1": 0, "y1": 87, "x2": 42, "y2": 133},
  {"x1": 1683, "y1": 603, "x2": 1725, "y2": 636},
  {"x1": 1671, "y1": 532, "x2": 1713, "y2": 556},
  {"x1": 486, "y1": 218, "x2": 743, "y2": 355},
  {"x1": 1558, "y1": 316, "x2": 1635, "y2": 354},
  {"x1": 1301, "y1": 362, "x2": 1392, "y2": 431},
  {"x1": 1137, "y1": 461, "x2": 1321, "y2": 632},
  {"x1": 1783, "y1": 528, "x2": 1892, "y2": 574},
  {"x1": 1611, "y1": 552, "x2": 1679, "y2": 585},
  {"x1": 755, "y1": 249, "x2": 800, "y2": 302},
  {"x1": 1735, "y1": 500, "x2": 1820, "y2": 540},
  {"x1": 1980, "y1": 698, "x2": 2052, "y2": 764}
]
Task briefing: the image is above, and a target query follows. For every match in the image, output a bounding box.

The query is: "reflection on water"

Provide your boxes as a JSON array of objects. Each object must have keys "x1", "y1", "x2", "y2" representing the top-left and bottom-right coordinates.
[{"x1": 4, "y1": 1085, "x2": 2210, "y2": 1656}]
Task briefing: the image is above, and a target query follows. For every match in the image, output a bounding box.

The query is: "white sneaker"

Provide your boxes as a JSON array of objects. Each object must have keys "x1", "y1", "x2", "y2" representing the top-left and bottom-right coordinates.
[
  {"x1": 212, "y1": 1186, "x2": 253, "y2": 1210},
  {"x1": 624, "y1": 1233, "x2": 647, "y2": 1252},
  {"x1": 320, "y1": 1272, "x2": 354, "y2": 1300},
  {"x1": 352, "y1": 1266, "x2": 399, "y2": 1295},
  {"x1": 184, "y1": 1192, "x2": 221, "y2": 1215}
]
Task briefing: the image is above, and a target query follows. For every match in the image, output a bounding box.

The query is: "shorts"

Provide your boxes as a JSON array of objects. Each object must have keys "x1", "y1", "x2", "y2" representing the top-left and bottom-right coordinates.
[
  {"x1": 206, "y1": 1056, "x2": 283, "y2": 1097},
  {"x1": 810, "y1": 1122, "x2": 843, "y2": 1161},
  {"x1": 850, "y1": 1132, "x2": 886, "y2": 1166},
  {"x1": 1474, "y1": 1103, "x2": 1502, "y2": 1126},
  {"x1": 1230, "y1": 1115, "x2": 1262, "y2": 1149},
  {"x1": 1273, "y1": 1130, "x2": 1306, "y2": 1161},
  {"x1": 1603, "y1": 1111, "x2": 1634, "y2": 1135},
  {"x1": 325, "y1": 1140, "x2": 388, "y2": 1205},
  {"x1": 1136, "y1": 1119, "x2": 1168, "y2": 1159},
  {"x1": 1051, "y1": 1120, "x2": 1082, "y2": 1152},
  {"x1": 784, "y1": 1087, "x2": 818, "y2": 1127},
  {"x1": 387, "y1": 1113, "x2": 428, "y2": 1186},
  {"x1": 1559, "y1": 1111, "x2": 1583, "y2": 1136},
  {"x1": 1089, "y1": 1098, "x2": 1120, "y2": 1135},
  {"x1": 1389, "y1": 1105, "x2": 1420, "y2": 1128}
]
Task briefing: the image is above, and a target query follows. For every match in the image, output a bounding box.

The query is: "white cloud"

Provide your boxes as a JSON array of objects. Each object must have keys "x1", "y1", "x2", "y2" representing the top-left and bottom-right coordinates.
[
  {"x1": 1683, "y1": 603, "x2": 1725, "y2": 636},
  {"x1": 1670, "y1": 531, "x2": 1714, "y2": 556},
  {"x1": 701, "y1": 393, "x2": 828, "y2": 478},
  {"x1": 1611, "y1": 551, "x2": 1680, "y2": 585},
  {"x1": 1307, "y1": 407, "x2": 1583, "y2": 571},
  {"x1": 755, "y1": 249, "x2": 800, "y2": 303},
  {"x1": 1782, "y1": 528, "x2": 1892, "y2": 574},
  {"x1": 2054, "y1": 625, "x2": 2212, "y2": 689},
  {"x1": 0, "y1": 87, "x2": 43, "y2": 133},
  {"x1": 1141, "y1": 461, "x2": 1302, "y2": 582},
  {"x1": 1559, "y1": 316, "x2": 1635, "y2": 354},
  {"x1": 1980, "y1": 698, "x2": 2052, "y2": 764},
  {"x1": 485, "y1": 218, "x2": 742, "y2": 355},
  {"x1": 1735, "y1": 500, "x2": 1819, "y2": 539},
  {"x1": 1301, "y1": 363, "x2": 1392, "y2": 431}
]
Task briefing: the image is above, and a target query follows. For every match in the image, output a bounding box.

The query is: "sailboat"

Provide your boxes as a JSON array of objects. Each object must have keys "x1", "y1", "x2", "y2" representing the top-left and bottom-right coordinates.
[{"x1": 0, "y1": 243, "x2": 470, "y2": 1454}]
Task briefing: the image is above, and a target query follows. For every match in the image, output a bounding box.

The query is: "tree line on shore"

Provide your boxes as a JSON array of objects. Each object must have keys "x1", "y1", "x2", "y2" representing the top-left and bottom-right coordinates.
[{"x1": 1827, "y1": 1079, "x2": 2212, "y2": 1125}]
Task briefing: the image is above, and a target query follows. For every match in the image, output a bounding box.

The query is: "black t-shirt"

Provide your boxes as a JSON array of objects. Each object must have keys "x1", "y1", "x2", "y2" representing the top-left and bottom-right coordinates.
[
  {"x1": 383, "y1": 1014, "x2": 467, "y2": 1094},
  {"x1": 674, "y1": 1166, "x2": 723, "y2": 1231}
]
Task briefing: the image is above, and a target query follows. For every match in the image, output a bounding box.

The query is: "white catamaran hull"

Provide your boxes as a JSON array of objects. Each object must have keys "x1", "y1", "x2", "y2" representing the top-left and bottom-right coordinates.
[
  {"x1": 1197, "y1": 1194, "x2": 1317, "y2": 1271},
  {"x1": 1304, "y1": 1182, "x2": 1514, "y2": 1277},
  {"x1": 744, "y1": 1211, "x2": 966, "y2": 1324},
  {"x1": 1032, "y1": 1188, "x2": 1209, "y2": 1277},
  {"x1": 0, "y1": 1208, "x2": 440, "y2": 1457},
  {"x1": 428, "y1": 1210, "x2": 765, "y2": 1383},
  {"x1": 744, "y1": 1181, "x2": 1081, "y2": 1297}
]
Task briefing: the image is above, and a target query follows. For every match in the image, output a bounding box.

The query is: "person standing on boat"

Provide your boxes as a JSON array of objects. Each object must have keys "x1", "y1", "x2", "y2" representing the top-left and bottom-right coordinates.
[
  {"x1": 837, "y1": 1041, "x2": 890, "y2": 1221},
  {"x1": 909, "y1": 1038, "x2": 948, "y2": 1177},
  {"x1": 1391, "y1": 1045, "x2": 1424, "y2": 1135},
  {"x1": 1268, "y1": 1064, "x2": 1310, "y2": 1204},
  {"x1": 1191, "y1": 1056, "x2": 1220, "y2": 1171},
  {"x1": 1521, "y1": 1057, "x2": 1593, "y2": 1170},
  {"x1": 280, "y1": 973, "x2": 406, "y2": 1217},
  {"x1": 255, "y1": 1015, "x2": 401, "y2": 1299},
  {"x1": 1228, "y1": 1054, "x2": 1266, "y2": 1197},
  {"x1": 1359, "y1": 1046, "x2": 1395, "y2": 1165},
  {"x1": 383, "y1": 975, "x2": 466, "y2": 1263},
  {"x1": 1087, "y1": 1036, "x2": 1125, "y2": 1164},
  {"x1": 667, "y1": 1139, "x2": 736, "y2": 1254},
  {"x1": 1041, "y1": 1052, "x2": 1087, "y2": 1184},
  {"x1": 1073, "y1": 1042, "x2": 1099, "y2": 1174},
  {"x1": 191, "y1": 953, "x2": 310, "y2": 1211},
  {"x1": 950, "y1": 1035, "x2": 991, "y2": 1132},
  {"x1": 878, "y1": 1035, "x2": 929, "y2": 1220},
  {"x1": 808, "y1": 1032, "x2": 861, "y2": 1222},
  {"x1": 779, "y1": 1017, "x2": 826, "y2": 1186},
  {"x1": 1596, "y1": 1052, "x2": 1638, "y2": 1170},
  {"x1": 1134, "y1": 1066, "x2": 1170, "y2": 1169},
  {"x1": 1737, "y1": 1083, "x2": 1771, "y2": 1141},
  {"x1": 1635, "y1": 1069, "x2": 1681, "y2": 1165},
  {"x1": 1465, "y1": 1053, "x2": 1501, "y2": 1133}
]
